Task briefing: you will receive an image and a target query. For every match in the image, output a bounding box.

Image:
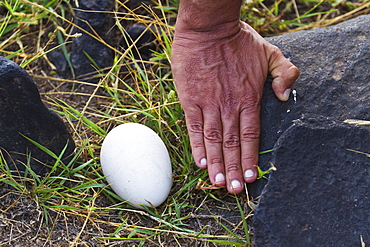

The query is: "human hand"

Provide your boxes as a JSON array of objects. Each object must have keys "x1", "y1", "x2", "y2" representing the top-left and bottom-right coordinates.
[{"x1": 171, "y1": 21, "x2": 299, "y2": 194}]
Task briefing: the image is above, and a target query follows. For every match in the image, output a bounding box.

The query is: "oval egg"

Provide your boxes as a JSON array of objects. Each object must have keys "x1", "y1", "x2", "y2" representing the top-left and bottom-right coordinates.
[{"x1": 100, "y1": 123, "x2": 172, "y2": 208}]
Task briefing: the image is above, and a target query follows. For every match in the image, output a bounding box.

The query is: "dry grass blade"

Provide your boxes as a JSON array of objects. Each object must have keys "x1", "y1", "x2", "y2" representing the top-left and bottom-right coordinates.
[
  {"x1": 344, "y1": 119, "x2": 370, "y2": 126},
  {"x1": 288, "y1": 1, "x2": 370, "y2": 32}
]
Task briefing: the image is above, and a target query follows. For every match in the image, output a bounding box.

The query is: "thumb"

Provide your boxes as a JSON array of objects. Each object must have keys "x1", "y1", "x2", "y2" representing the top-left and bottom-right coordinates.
[{"x1": 268, "y1": 46, "x2": 300, "y2": 101}]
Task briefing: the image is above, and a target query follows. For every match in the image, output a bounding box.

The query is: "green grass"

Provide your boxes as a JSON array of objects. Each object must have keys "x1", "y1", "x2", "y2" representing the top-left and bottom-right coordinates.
[
  {"x1": 0, "y1": 0, "x2": 369, "y2": 245},
  {"x1": 241, "y1": 0, "x2": 370, "y2": 35}
]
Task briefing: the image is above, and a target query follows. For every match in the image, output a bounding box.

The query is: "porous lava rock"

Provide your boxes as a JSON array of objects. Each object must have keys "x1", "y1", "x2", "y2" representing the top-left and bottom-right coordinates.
[
  {"x1": 70, "y1": 0, "x2": 115, "y2": 82},
  {"x1": 253, "y1": 117, "x2": 369, "y2": 247},
  {"x1": 250, "y1": 15, "x2": 370, "y2": 195},
  {"x1": 0, "y1": 57, "x2": 75, "y2": 175},
  {"x1": 120, "y1": 23, "x2": 157, "y2": 60},
  {"x1": 259, "y1": 14, "x2": 370, "y2": 163}
]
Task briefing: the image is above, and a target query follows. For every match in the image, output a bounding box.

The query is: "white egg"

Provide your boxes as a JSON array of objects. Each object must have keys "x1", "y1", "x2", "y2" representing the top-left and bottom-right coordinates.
[{"x1": 100, "y1": 123, "x2": 172, "y2": 208}]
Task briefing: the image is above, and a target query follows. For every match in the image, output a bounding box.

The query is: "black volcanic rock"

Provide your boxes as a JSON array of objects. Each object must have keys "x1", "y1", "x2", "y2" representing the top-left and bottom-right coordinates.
[
  {"x1": 251, "y1": 15, "x2": 370, "y2": 247},
  {"x1": 120, "y1": 23, "x2": 157, "y2": 60},
  {"x1": 48, "y1": 0, "x2": 115, "y2": 82},
  {"x1": 70, "y1": 0, "x2": 115, "y2": 82},
  {"x1": 259, "y1": 14, "x2": 370, "y2": 164},
  {"x1": 253, "y1": 117, "x2": 370, "y2": 247},
  {"x1": 249, "y1": 14, "x2": 370, "y2": 196},
  {"x1": 0, "y1": 57, "x2": 75, "y2": 175}
]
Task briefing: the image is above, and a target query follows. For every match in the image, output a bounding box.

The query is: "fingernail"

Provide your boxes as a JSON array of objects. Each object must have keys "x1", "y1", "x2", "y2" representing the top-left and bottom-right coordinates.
[
  {"x1": 282, "y1": 88, "x2": 291, "y2": 101},
  {"x1": 200, "y1": 158, "x2": 207, "y2": 167},
  {"x1": 215, "y1": 173, "x2": 225, "y2": 184},
  {"x1": 274, "y1": 77, "x2": 282, "y2": 85},
  {"x1": 231, "y1": 180, "x2": 242, "y2": 189},
  {"x1": 244, "y1": 169, "x2": 255, "y2": 178}
]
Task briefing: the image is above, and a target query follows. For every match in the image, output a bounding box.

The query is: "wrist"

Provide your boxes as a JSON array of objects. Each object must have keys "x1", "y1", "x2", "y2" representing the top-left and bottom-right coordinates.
[{"x1": 174, "y1": 0, "x2": 242, "y2": 40}]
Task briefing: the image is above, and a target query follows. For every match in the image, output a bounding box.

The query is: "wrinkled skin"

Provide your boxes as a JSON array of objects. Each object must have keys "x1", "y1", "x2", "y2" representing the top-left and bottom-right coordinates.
[{"x1": 171, "y1": 15, "x2": 300, "y2": 194}]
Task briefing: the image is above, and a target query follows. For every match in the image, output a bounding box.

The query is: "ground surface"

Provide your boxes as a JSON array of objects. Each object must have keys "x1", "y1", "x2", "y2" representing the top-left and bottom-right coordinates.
[{"x1": 0, "y1": 0, "x2": 369, "y2": 246}]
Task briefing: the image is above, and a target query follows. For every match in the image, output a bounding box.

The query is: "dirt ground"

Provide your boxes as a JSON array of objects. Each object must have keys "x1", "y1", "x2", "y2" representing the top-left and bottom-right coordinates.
[{"x1": 0, "y1": 181, "x2": 255, "y2": 246}]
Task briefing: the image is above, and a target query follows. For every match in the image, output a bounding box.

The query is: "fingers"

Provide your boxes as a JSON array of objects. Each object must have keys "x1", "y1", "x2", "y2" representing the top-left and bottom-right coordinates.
[
  {"x1": 184, "y1": 98, "x2": 261, "y2": 195},
  {"x1": 185, "y1": 105, "x2": 230, "y2": 189},
  {"x1": 202, "y1": 107, "x2": 225, "y2": 187},
  {"x1": 185, "y1": 104, "x2": 249, "y2": 194},
  {"x1": 240, "y1": 107, "x2": 260, "y2": 184},
  {"x1": 204, "y1": 105, "x2": 260, "y2": 194},
  {"x1": 184, "y1": 106, "x2": 207, "y2": 169},
  {"x1": 268, "y1": 45, "x2": 300, "y2": 101},
  {"x1": 221, "y1": 111, "x2": 244, "y2": 194}
]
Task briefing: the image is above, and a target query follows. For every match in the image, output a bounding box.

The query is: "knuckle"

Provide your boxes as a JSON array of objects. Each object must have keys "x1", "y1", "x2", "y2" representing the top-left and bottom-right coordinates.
[
  {"x1": 241, "y1": 93, "x2": 261, "y2": 111},
  {"x1": 188, "y1": 122, "x2": 203, "y2": 133},
  {"x1": 223, "y1": 134, "x2": 240, "y2": 148},
  {"x1": 268, "y1": 44, "x2": 285, "y2": 64},
  {"x1": 242, "y1": 154, "x2": 257, "y2": 163},
  {"x1": 226, "y1": 163, "x2": 240, "y2": 173},
  {"x1": 204, "y1": 128, "x2": 223, "y2": 143},
  {"x1": 269, "y1": 44, "x2": 282, "y2": 57},
  {"x1": 223, "y1": 93, "x2": 238, "y2": 110},
  {"x1": 209, "y1": 158, "x2": 222, "y2": 166},
  {"x1": 241, "y1": 127, "x2": 260, "y2": 142},
  {"x1": 191, "y1": 141, "x2": 204, "y2": 148},
  {"x1": 270, "y1": 44, "x2": 279, "y2": 53}
]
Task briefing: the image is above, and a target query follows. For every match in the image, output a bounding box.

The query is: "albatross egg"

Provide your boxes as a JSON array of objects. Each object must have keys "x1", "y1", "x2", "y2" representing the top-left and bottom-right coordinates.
[{"x1": 100, "y1": 123, "x2": 172, "y2": 208}]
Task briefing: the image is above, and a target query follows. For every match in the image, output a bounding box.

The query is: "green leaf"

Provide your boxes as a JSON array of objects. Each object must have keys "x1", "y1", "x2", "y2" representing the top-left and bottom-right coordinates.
[{"x1": 235, "y1": 196, "x2": 250, "y2": 245}]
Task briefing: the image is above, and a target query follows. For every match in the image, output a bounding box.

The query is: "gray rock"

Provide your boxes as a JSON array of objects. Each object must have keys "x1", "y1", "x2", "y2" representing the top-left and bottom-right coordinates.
[
  {"x1": 252, "y1": 15, "x2": 370, "y2": 246},
  {"x1": 120, "y1": 23, "x2": 157, "y2": 60},
  {"x1": 250, "y1": 15, "x2": 370, "y2": 195},
  {"x1": 0, "y1": 57, "x2": 75, "y2": 175},
  {"x1": 68, "y1": 0, "x2": 115, "y2": 82},
  {"x1": 253, "y1": 117, "x2": 370, "y2": 247},
  {"x1": 260, "y1": 14, "x2": 370, "y2": 157}
]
